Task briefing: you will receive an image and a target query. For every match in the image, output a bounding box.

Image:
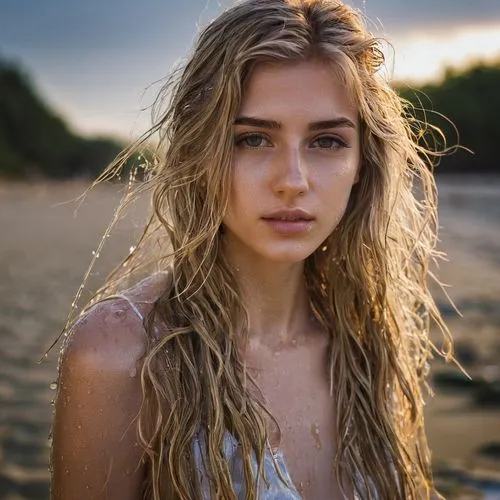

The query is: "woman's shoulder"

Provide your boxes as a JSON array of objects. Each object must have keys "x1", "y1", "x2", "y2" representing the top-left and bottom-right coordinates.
[
  {"x1": 61, "y1": 270, "x2": 173, "y2": 375},
  {"x1": 51, "y1": 271, "x2": 173, "y2": 499}
]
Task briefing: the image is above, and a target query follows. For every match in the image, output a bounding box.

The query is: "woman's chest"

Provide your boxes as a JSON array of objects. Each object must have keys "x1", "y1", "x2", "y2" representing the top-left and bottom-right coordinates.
[{"x1": 248, "y1": 344, "x2": 350, "y2": 499}]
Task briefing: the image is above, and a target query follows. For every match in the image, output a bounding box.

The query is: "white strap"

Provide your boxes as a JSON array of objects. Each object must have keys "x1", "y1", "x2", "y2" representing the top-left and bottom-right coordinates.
[{"x1": 107, "y1": 293, "x2": 144, "y2": 321}]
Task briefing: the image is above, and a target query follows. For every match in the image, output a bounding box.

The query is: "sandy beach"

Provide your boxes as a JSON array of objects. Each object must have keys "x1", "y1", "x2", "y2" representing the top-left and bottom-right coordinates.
[{"x1": 0, "y1": 176, "x2": 499, "y2": 499}]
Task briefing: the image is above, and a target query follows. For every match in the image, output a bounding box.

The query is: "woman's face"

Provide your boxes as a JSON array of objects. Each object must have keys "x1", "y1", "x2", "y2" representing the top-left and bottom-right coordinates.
[{"x1": 223, "y1": 59, "x2": 361, "y2": 264}]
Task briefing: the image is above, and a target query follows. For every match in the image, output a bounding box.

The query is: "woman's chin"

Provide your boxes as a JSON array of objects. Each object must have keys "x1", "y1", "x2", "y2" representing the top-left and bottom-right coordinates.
[{"x1": 257, "y1": 246, "x2": 317, "y2": 265}]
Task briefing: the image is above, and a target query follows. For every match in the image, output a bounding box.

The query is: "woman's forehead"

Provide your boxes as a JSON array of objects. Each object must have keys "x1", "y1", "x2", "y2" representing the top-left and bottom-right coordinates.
[{"x1": 238, "y1": 59, "x2": 359, "y2": 124}]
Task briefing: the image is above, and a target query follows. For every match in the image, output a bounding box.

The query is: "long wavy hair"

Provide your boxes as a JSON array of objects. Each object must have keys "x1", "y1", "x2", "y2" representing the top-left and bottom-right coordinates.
[{"x1": 60, "y1": 0, "x2": 453, "y2": 498}]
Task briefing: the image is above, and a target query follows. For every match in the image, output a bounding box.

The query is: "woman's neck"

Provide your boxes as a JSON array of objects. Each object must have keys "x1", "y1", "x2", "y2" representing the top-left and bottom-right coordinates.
[{"x1": 225, "y1": 245, "x2": 313, "y2": 350}]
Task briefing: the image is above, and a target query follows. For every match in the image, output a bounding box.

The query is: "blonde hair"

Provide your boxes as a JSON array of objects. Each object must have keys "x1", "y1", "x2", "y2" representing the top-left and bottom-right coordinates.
[{"x1": 62, "y1": 0, "x2": 452, "y2": 498}]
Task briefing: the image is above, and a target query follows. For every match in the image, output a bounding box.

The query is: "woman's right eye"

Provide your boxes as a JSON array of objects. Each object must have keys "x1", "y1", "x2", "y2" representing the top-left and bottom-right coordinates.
[{"x1": 236, "y1": 133, "x2": 271, "y2": 148}]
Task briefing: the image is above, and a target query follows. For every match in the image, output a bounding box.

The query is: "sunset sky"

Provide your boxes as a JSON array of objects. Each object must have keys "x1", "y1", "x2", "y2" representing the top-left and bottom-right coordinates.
[{"x1": 1, "y1": 0, "x2": 499, "y2": 139}]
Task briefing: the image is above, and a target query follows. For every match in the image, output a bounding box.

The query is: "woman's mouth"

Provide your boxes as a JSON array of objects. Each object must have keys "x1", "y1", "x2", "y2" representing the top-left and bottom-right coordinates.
[{"x1": 261, "y1": 209, "x2": 314, "y2": 234}]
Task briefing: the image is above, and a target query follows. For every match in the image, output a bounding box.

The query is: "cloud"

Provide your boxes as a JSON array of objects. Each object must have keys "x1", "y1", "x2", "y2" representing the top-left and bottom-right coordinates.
[{"x1": 349, "y1": 0, "x2": 500, "y2": 33}]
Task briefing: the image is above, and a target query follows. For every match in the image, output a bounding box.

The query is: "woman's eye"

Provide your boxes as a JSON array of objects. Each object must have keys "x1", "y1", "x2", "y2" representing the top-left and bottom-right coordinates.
[
  {"x1": 236, "y1": 134, "x2": 271, "y2": 148},
  {"x1": 312, "y1": 136, "x2": 346, "y2": 149}
]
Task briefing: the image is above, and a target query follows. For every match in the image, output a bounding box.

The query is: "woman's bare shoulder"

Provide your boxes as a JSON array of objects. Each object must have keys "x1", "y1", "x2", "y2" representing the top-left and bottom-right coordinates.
[
  {"x1": 62, "y1": 297, "x2": 147, "y2": 374},
  {"x1": 62, "y1": 269, "x2": 173, "y2": 370},
  {"x1": 51, "y1": 271, "x2": 173, "y2": 499}
]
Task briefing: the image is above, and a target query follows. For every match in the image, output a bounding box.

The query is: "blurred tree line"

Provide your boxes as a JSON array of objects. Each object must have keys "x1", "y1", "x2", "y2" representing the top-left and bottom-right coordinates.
[
  {"x1": 0, "y1": 56, "x2": 499, "y2": 179},
  {"x1": 397, "y1": 60, "x2": 500, "y2": 173},
  {"x1": 0, "y1": 57, "x2": 124, "y2": 179}
]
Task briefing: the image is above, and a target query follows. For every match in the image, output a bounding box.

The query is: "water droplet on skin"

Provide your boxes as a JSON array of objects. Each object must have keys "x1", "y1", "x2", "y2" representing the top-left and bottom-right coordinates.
[
  {"x1": 291, "y1": 338, "x2": 297, "y2": 347},
  {"x1": 50, "y1": 382, "x2": 57, "y2": 390},
  {"x1": 310, "y1": 422, "x2": 322, "y2": 450},
  {"x1": 129, "y1": 246, "x2": 136, "y2": 254},
  {"x1": 129, "y1": 367, "x2": 137, "y2": 377},
  {"x1": 321, "y1": 245, "x2": 327, "y2": 252}
]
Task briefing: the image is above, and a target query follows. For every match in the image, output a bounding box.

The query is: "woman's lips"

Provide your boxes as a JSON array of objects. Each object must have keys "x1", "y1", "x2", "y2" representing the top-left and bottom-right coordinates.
[
  {"x1": 261, "y1": 217, "x2": 314, "y2": 234},
  {"x1": 261, "y1": 209, "x2": 314, "y2": 234}
]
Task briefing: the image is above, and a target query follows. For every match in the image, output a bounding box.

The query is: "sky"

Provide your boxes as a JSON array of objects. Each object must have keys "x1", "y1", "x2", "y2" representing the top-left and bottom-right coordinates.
[{"x1": 1, "y1": 0, "x2": 499, "y2": 139}]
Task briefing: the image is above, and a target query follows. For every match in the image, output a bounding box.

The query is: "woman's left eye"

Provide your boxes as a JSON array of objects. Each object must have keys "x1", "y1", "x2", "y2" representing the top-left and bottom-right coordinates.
[{"x1": 311, "y1": 136, "x2": 347, "y2": 149}]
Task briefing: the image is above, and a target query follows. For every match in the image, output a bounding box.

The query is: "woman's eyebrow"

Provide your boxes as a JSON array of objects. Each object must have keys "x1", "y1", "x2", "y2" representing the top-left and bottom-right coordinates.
[{"x1": 234, "y1": 116, "x2": 356, "y2": 130}]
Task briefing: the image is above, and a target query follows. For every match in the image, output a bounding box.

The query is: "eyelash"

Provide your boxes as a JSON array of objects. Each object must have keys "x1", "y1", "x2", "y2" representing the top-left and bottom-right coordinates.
[{"x1": 235, "y1": 132, "x2": 348, "y2": 150}]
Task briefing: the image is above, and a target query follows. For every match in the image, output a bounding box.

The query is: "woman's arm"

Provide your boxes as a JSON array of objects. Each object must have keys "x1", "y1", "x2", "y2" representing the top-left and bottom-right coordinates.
[{"x1": 51, "y1": 299, "x2": 148, "y2": 499}]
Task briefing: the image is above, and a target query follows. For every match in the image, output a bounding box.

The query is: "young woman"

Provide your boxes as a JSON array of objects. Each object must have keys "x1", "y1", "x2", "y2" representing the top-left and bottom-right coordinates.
[{"x1": 51, "y1": 0, "x2": 450, "y2": 498}]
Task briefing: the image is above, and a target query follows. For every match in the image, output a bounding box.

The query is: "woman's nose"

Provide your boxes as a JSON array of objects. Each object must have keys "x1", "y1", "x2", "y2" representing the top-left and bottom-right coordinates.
[{"x1": 271, "y1": 148, "x2": 309, "y2": 198}]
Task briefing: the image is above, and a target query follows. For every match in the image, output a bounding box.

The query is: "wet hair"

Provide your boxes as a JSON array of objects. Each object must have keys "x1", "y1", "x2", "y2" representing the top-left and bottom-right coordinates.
[{"x1": 61, "y1": 0, "x2": 451, "y2": 498}]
